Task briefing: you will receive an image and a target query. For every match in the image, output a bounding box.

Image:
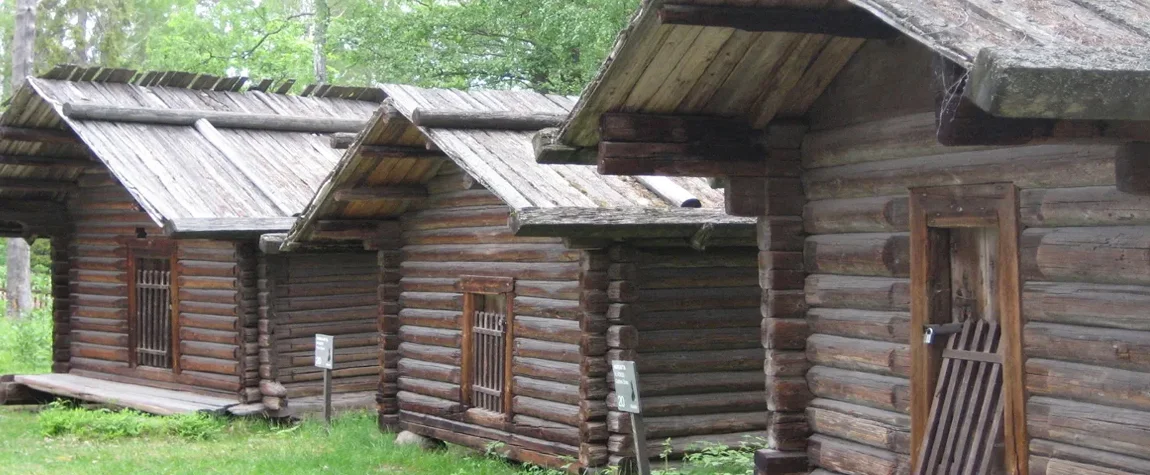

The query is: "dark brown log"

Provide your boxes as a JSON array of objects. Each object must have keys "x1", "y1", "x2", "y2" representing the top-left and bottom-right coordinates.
[
  {"x1": 807, "y1": 366, "x2": 910, "y2": 414},
  {"x1": 808, "y1": 435, "x2": 909, "y2": 475},
  {"x1": 611, "y1": 307, "x2": 761, "y2": 330},
  {"x1": 515, "y1": 317, "x2": 581, "y2": 344},
  {"x1": 807, "y1": 308, "x2": 911, "y2": 343},
  {"x1": 632, "y1": 371, "x2": 763, "y2": 397},
  {"x1": 0, "y1": 154, "x2": 93, "y2": 168},
  {"x1": 333, "y1": 186, "x2": 428, "y2": 202},
  {"x1": 0, "y1": 125, "x2": 80, "y2": 144},
  {"x1": 763, "y1": 318, "x2": 811, "y2": 350},
  {"x1": 633, "y1": 328, "x2": 760, "y2": 353},
  {"x1": 807, "y1": 398, "x2": 910, "y2": 455},
  {"x1": 513, "y1": 357, "x2": 580, "y2": 383},
  {"x1": 411, "y1": 108, "x2": 566, "y2": 130},
  {"x1": 512, "y1": 395, "x2": 581, "y2": 427},
  {"x1": 516, "y1": 339, "x2": 580, "y2": 364},
  {"x1": 765, "y1": 350, "x2": 810, "y2": 377},
  {"x1": 513, "y1": 376, "x2": 580, "y2": 406},
  {"x1": 598, "y1": 148, "x2": 791, "y2": 177},
  {"x1": 609, "y1": 348, "x2": 763, "y2": 374},
  {"x1": 607, "y1": 390, "x2": 766, "y2": 417},
  {"x1": 755, "y1": 450, "x2": 811, "y2": 475},
  {"x1": 0, "y1": 177, "x2": 79, "y2": 193},
  {"x1": 658, "y1": 5, "x2": 898, "y2": 39},
  {"x1": 608, "y1": 411, "x2": 768, "y2": 438},
  {"x1": 805, "y1": 196, "x2": 909, "y2": 234},
  {"x1": 599, "y1": 112, "x2": 753, "y2": 143}
]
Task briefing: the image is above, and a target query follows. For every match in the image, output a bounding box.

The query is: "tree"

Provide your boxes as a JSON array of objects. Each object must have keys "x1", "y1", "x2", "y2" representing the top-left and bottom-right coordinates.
[
  {"x1": 8, "y1": 0, "x2": 36, "y2": 318},
  {"x1": 312, "y1": 0, "x2": 328, "y2": 83}
]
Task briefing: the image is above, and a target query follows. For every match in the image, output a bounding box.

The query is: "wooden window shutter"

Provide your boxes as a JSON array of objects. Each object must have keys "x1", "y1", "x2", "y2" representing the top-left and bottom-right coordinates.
[
  {"x1": 909, "y1": 184, "x2": 1027, "y2": 475},
  {"x1": 458, "y1": 275, "x2": 515, "y2": 417}
]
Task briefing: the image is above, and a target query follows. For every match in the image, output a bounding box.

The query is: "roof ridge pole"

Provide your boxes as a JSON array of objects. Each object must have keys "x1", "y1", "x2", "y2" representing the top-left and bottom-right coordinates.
[
  {"x1": 636, "y1": 176, "x2": 701, "y2": 208},
  {"x1": 193, "y1": 118, "x2": 294, "y2": 216}
]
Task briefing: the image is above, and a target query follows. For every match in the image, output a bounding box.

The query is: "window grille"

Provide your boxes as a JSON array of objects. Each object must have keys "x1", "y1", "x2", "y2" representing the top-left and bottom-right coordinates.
[
  {"x1": 133, "y1": 257, "x2": 173, "y2": 369},
  {"x1": 459, "y1": 276, "x2": 514, "y2": 416}
]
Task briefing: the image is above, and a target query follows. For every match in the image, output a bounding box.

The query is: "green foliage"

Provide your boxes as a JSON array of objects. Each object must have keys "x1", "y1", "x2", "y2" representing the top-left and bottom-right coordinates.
[
  {"x1": 38, "y1": 401, "x2": 227, "y2": 440},
  {"x1": 653, "y1": 438, "x2": 768, "y2": 475},
  {"x1": 0, "y1": 306, "x2": 53, "y2": 374},
  {"x1": 1, "y1": 0, "x2": 639, "y2": 96}
]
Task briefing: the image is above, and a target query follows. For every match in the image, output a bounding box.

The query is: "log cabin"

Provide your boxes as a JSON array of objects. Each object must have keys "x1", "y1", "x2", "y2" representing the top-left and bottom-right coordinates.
[
  {"x1": 0, "y1": 65, "x2": 385, "y2": 416},
  {"x1": 539, "y1": 1, "x2": 1150, "y2": 475},
  {"x1": 282, "y1": 84, "x2": 768, "y2": 470}
]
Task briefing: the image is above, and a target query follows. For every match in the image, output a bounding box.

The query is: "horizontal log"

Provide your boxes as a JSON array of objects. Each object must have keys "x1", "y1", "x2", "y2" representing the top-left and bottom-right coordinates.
[
  {"x1": 1030, "y1": 439, "x2": 1150, "y2": 474},
  {"x1": 808, "y1": 435, "x2": 909, "y2": 475},
  {"x1": 0, "y1": 125, "x2": 80, "y2": 144},
  {"x1": 514, "y1": 357, "x2": 580, "y2": 383},
  {"x1": 804, "y1": 196, "x2": 909, "y2": 234},
  {"x1": 631, "y1": 286, "x2": 761, "y2": 312},
  {"x1": 512, "y1": 395, "x2": 581, "y2": 427},
  {"x1": 514, "y1": 415, "x2": 582, "y2": 447},
  {"x1": 609, "y1": 411, "x2": 768, "y2": 439},
  {"x1": 802, "y1": 112, "x2": 990, "y2": 169},
  {"x1": 515, "y1": 339, "x2": 581, "y2": 364},
  {"x1": 658, "y1": 4, "x2": 897, "y2": 38},
  {"x1": 516, "y1": 316, "x2": 581, "y2": 345},
  {"x1": 398, "y1": 359, "x2": 460, "y2": 385},
  {"x1": 513, "y1": 376, "x2": 580, "y2": 406},
  {"x1": 807, "y1": 308, "x2": 911, "y2": 343},
  {"x1": 397, "y1": 376, "x2": 460, "y2": 402},
  {"x1": 401, "y1": 261, "x2": 580, "y2": 282},
  {"x1": 807, "y1": 398, "x2": 910, "y2": 455},
  {"x1": 62, "y1": 103, "x2": 366, "y2": 133},
  {"x1": 333, "y1": 186, "x2": 428, "y2": 202},
  {"x1": 514, "y1": 297, "x2": 582, "y2": 321},
  {"x1": 1026, "y1": 322, "x2": 1150, "y2": 372},
  {"x1": 1022, "y1": 227, "x2": 1150, "y2": 285},
  {"x1": 805, "y1": 233, "x2": 909, "y2": 277},
  {"x1": 804, "y1": 144, "x2": 1116, "y2": 200},
  {"x1": 1024, "y1": 281, "x2": 1150, "y2": 330},
  {"x1": 806, "y1": 335, "x2": 909, "y2": 378},
  {"x1": 610, "y1": 307, "x2": 762, "y2": 330},
  {"x1": 510, "y1": 207, "x2": 755, "y2": 239},
  {"x1": 608, "y1": 390, "x2": 767, "y2": 417},
  {"x1": 1029, "y1": 396, "x2": 1150, "y2": 460},
  {"x1": 807, "y1": 366, "x2": 909, "y2": 414},
  {"x1": 1027, "y1": 358, "x2": 1150, "y2": 411},
  {"x1": 0, "y1": 154, "x2": 93, "y2": 168},
  {"x1": 632, "y1": 371, "x2": 763, "y2": 397},
  {"x1": 403, "y1": 243, "x2": 580, "y2": 263},
  {"x1": 630, "y1": 328, "x2": 760, "y2": 353},
  {"x1": 608, "y1": 429, "x2": 769, "y2": 459},
  {"x1": 398, "y1": 326, "x2": 460, "y2": 348},
  {"x1": 411, "y1": 108, "x2": 566, "y2": 131},
  {"x1": 609, "y1": 348, "x2": 764, "y2": 374},
  {"x1": 806, "y1": 275, "x2": 910, "y2": 311}
]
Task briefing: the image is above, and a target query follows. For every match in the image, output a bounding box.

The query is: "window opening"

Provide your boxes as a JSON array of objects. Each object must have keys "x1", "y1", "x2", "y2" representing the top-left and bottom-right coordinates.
[{"x1": 133, "y1": 257, "x2": 173, "y2": 368}]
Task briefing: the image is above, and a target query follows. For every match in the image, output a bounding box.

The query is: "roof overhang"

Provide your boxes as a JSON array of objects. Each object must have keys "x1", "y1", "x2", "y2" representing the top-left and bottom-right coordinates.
[
  {"x1": 163, "y1": 217, "x2": 297, "y2": 239},
  {"x1": 509, "y1": 207, "x2": 755, "y2": 240}
]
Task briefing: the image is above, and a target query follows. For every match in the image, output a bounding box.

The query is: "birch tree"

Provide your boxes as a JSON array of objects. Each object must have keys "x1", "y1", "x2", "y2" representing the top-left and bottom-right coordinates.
[{"x1": 7, "y1": 0, "x2": 36, "y2": 318}]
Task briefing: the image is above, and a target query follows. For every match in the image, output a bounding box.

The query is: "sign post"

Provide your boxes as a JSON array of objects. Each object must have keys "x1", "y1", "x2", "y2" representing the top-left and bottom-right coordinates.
[
  {"x1": 612, "y1": 360, "x2": 649, "y2": 475},
  {"x1": 315, "y1": 333, "x2": 334, "y2": 427}
]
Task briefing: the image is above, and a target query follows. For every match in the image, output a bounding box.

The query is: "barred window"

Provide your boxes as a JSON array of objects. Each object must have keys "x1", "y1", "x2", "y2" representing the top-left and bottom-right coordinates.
[
  {"x1": 459, "y1": 276, "x2": 514, "y2": 416},
  {"x1": 127, "y1": 242, "x2": 176, "y2": 370}
]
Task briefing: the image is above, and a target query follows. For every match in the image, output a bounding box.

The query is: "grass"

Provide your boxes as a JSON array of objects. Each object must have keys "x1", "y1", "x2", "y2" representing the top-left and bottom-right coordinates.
[
  {"x1": 0, "y1": 306, "x2": 54, "y2": 375},
  {"x1": 0, "y1": 406, "x2": 528, "y2": 475}
]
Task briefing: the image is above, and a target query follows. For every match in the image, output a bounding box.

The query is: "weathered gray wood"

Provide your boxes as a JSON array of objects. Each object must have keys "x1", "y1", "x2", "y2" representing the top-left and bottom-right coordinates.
[
  {"x1": 411, "y1": 108, "x2": 566, "y2": 131},
  {"x1": 62, "y1": 103, "x2": 367, "y2": 133},
  {"x1": 510, "y1": 207, "x2": 755, "y2": 239},
  {"x1": 164, "y1": 217, "x2": 297, "y2": 238}
]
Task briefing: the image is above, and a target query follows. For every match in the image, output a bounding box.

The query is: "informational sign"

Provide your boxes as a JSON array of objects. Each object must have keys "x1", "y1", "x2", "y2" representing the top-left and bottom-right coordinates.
[
  {"x1": 612, "y1": 360, "x2": 641, "y2": 414},
  {"x1": 315, "y1": 334, "x2": 334, "y2": 370}
]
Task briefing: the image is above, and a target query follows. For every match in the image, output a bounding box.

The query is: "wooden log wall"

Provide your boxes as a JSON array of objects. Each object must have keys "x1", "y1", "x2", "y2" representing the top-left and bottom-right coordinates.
[
  {"x1": 237, "y1": 243, "x2": 260, "y2": 403},
  {"x1": 259, "y1": 251, "x2": 380, "y2": 405},
  {"x1": 65, "y1": 169, "x2": 243, "y2": 398},
  {"x1": 379, "y1": 247, "x2": 402, "y2": 431},
  {"x1": 51, "y1": 234, "x2": 72, "y2": 373},
  {"x1": 395, "y1": 163, "x2": 604, "y2": 470},
  {"x1": 605, "y1": 244, "x2": 765, "y2": 468},
  {"x1": 799, "y1": 37, "x2": 1150, "y2": 475}
]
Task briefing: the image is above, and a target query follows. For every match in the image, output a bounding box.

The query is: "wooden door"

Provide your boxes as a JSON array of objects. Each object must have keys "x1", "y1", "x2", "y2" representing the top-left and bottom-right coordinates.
[{"x1": 909, "y1": 184, "x2": 1026, "y2": 475}]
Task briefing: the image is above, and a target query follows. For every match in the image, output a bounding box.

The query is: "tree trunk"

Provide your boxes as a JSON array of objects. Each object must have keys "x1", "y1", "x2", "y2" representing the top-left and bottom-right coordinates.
[
  {"x1": 8, "y1": 0, "x2": 37, "y2": 318},
  {"x1": 312, "y1": 0, "x2": 329, "y2": 84}
]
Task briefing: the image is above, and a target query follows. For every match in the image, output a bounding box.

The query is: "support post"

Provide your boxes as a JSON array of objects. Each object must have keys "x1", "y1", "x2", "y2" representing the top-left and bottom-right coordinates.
[{"x1": 323, "y1": 367, "x2": 332, "y2": 427}]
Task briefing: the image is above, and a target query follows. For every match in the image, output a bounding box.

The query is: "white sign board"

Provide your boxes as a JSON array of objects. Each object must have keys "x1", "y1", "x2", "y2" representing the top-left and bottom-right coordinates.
[
  {"x1": 315, "y1": 334, "x2": 334, "y2": 370},
  {"x1": 612, "y1": 360, "x2": 641, "y2": 414}
]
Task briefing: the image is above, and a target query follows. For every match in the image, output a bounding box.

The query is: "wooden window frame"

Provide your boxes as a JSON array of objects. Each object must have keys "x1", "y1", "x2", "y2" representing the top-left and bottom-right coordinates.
[
  {"x1": 123, "y1": 238, "x2": 180, "y2": 373},
  {"x1": 909, "y1": 183, "x2": 1027, "y2": 475},
  {"x1": 458, "y1": 275, "x2": 515, "y2": 419}
]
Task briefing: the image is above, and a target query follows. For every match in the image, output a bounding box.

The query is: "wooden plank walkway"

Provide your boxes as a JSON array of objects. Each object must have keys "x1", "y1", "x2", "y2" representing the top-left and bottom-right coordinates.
[{"x1": 12, "y1": 374, "x2": 238, "y2": 415}]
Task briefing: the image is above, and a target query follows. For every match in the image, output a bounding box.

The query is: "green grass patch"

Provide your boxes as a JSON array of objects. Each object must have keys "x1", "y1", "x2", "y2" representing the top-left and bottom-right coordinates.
[
  {"x1": 0, "y1": 306, "x2": 53, "y2": 375},
  {"x1": 37, "y1": 401, "x2": 227, "y2": 441}
]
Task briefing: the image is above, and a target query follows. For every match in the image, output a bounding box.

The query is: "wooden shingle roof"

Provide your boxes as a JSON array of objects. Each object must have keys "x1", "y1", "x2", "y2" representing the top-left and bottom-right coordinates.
[
  {"x1": 0, "y1": 65, "x2": 382, "y2": 237},
  {"x1": 285, "y1": 84, "x2": 752, "y2": 247},
  {"x1": 556, "y1": 0, "x2": 1150, "y2": 151}
]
